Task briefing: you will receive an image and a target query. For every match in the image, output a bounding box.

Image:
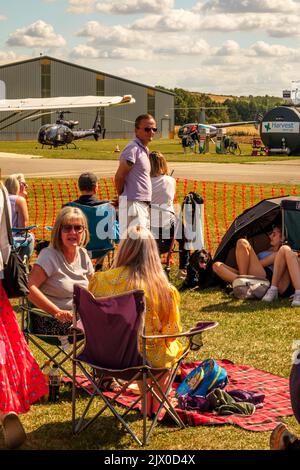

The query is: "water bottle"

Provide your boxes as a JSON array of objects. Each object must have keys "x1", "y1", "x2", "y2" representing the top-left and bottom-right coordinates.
[
  {"x1": 42, "y1": 360, "x2": 51, "y2": 385},
  {"x1": 48, "y1": 364, "x2": 61, "y2": 403}
]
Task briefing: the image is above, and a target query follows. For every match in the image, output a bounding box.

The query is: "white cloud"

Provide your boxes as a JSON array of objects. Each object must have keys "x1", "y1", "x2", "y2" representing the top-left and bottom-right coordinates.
[
  {"x1": 0, "y1": 15, "x2": 7, "y2": 20},
  {"x1": 215, "y1": 40, "x2": 240, "y2": 56},
  {"x1": 67, "y1": 0, "x2": 96, "y2": 14},
  {"x1": 194, "y1": 0, "x2": 300, "y2": 13},
  {"x1": 71, "y1": 45, "x2": 150, "y2": 60},
  {"x1": 95, "y1": 0, "x2": 174, "y2": 14},
  {"x1": 6, "y1": 20, "x2": 66, "y2": 48},
  {"x1": 249, "y1": 41, "x2": 300, "y2": 58},
  {"x1": 155, "y1": 39, "x2": 211, "y2": 55},
  {"x1": 0, "y1": 51, "x2": 20, "y2": 63},
  {"x1": 77, "y1": 21, "x2": 148, "y2": 47},
  {"x1": 132, "y1": 9, "x2": 300, "y2": 37}
]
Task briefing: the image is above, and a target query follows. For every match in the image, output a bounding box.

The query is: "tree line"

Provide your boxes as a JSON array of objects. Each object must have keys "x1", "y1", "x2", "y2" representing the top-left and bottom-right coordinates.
[{"x1": 156, "y1": 86, "x2": 283, "y2": 125}]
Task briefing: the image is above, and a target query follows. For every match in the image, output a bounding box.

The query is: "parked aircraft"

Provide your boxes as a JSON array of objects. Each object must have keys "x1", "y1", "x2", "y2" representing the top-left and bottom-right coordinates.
[
  {"x1": 0, "y1": 94, "x2": 135, "y2": 148},
  {"x1": 178, "y1": 119, "x2": 258, "y2": 139}
]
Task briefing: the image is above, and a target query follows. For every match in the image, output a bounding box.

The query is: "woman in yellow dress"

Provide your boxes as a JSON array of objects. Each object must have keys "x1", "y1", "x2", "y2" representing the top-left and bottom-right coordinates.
[{"x1": 89, "y1": 225, "x2": 184, "y2": 413}]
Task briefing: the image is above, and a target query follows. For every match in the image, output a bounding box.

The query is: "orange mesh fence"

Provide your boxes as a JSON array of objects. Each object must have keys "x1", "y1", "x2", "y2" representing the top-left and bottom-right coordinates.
[{"x1": 28, "y1": 178, "x2": 299, "y2": 255}]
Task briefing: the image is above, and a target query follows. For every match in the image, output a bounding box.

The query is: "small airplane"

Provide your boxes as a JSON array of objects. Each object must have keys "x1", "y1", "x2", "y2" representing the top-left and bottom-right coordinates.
[
  {"x1": 0, "y1": 94, "x2": 135, "y2": 148},
  {"x1": 178, "y1": 119, "x2": 259, "y2": 139}
]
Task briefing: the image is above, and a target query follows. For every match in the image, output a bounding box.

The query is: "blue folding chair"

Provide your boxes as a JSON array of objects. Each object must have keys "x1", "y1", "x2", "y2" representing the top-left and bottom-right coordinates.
[{"x1": 65, "y1": 202, "x2": 119, "y2": 264}]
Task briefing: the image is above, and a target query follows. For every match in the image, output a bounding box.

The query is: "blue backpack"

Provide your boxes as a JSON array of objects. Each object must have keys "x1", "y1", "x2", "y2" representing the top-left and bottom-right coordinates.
[{"x1": 176, "y1": 358, "x2": 228, "y2": 398}]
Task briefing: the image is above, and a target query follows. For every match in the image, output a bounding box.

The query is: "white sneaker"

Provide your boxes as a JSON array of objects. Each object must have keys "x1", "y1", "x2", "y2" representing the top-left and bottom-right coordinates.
[
  {"x1": 262, "y1": 288, "x2": 278, "y2": 302},
  {"x1": 291, "y1": 292, "x2": 300, "y2": 307},
  {"x1": 2, "y1": 412, "x2": 26, "y2": 449}
]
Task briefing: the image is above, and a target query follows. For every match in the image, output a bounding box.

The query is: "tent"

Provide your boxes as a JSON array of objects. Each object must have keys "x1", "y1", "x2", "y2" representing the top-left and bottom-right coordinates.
[{"x1": 213, "y1": 195, "x2": 300, "y2": 268}]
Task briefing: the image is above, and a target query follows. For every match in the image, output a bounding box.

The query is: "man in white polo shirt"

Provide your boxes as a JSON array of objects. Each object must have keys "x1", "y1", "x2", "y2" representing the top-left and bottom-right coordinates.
[{"x1": 114, "y1": 114, "x2": 157, "y2": 235}]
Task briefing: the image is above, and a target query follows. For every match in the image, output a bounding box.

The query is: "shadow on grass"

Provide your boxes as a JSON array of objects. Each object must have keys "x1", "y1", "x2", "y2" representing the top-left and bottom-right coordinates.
[
  {"x1": 22, "y1": 411, "x2": 182, "y2": 450},
  {"x1": 201, "y1": 299, "x2": 292, "y2": 314}
]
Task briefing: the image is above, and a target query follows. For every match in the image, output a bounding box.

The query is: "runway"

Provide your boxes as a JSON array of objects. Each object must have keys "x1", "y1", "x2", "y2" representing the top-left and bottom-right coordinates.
[{"x1": 1, "y1": 152, "x2": 300, "y2": 183}]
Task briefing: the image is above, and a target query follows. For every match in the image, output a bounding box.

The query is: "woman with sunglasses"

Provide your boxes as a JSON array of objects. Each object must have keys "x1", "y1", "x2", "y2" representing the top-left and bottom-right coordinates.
[
  {"x1": 28, "y1": 206, "x2": 94, "y2": 332},
  {"x1": 212, "y1": 225, "x2": 292, "y2": 298}
]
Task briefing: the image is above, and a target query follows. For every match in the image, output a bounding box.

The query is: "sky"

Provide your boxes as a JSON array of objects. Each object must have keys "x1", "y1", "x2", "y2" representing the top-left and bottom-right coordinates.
[{"x1": 1, "y1": 0, "x2": 300, "y2": 96}]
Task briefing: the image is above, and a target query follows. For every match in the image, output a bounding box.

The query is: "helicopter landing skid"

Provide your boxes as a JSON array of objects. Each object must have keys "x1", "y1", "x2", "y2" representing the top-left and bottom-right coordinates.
[{"x1": 65, "y1": 142, "x2": 79, "y2": 150}]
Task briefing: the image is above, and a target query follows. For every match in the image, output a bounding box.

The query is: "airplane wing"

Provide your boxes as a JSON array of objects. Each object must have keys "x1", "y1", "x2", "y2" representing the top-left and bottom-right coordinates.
[
  {"x1": 0, "y1": 94, "x2": 135, "y2": 111},
  {"x1": 213, "y1": 120, "x2": 257, "y2": 128}
]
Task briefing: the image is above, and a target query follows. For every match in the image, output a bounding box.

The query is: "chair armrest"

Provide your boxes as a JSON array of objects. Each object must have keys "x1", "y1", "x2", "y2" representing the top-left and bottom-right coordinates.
[
  {"x1": 12, "y1": 225, "x2": 37, "y2": 232},
  {"x1": 141, "y1": 321, "x2": 218, "y2": 340}
]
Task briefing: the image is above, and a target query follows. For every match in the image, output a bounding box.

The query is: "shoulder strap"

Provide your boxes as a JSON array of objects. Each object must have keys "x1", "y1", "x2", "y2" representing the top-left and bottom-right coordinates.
[{"x1": 1, "y1": 186, "x2": 13, "y2": 246}]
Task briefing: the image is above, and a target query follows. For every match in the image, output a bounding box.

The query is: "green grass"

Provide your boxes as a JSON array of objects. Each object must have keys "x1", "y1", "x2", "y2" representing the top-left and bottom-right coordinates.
[
  {"x1": 2, "y1": 177, "x2": 300, "y2": 450},
  {"x1": 1, "y1": 138, "x2": 300, "y2": 163},
  {"x1": 7, "y1": 288, "x2": 300, "y2": 450}
]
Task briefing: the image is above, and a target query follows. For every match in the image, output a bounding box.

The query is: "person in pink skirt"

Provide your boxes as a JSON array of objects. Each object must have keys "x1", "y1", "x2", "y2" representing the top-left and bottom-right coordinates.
[{"x1": 0, "y1": 182, "x2": 48, "y2": 449}]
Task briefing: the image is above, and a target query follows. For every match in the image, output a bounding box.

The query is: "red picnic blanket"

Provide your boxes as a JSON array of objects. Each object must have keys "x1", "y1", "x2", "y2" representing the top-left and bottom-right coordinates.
[{"x1": 68, "y1": 359, "x2": 293, "y2": 432}]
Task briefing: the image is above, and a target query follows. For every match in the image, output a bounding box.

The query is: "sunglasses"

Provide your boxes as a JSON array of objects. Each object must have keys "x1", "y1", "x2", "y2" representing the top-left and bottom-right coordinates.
[
  {"x1": 143, "y1": 127, "x2": 158, "y2": 133},
  {"x1": 61, "y1": 224, "x2": 84, "y2": 233}
]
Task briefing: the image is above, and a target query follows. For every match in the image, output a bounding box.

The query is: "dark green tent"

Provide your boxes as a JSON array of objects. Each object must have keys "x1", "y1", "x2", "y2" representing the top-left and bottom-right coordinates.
[{"x1": 213, "y1": 196, "x2": 300, "y2": 267}]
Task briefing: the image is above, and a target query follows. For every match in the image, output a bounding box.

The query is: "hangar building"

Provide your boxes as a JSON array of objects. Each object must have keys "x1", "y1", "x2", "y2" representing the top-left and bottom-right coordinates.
[{"x1": 0, "y1": 56, "x2": 175, "y2": 140}]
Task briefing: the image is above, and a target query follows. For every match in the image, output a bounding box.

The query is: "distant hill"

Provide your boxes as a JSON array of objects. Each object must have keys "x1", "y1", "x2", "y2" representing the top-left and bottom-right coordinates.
[{"x1": 208, "y1": 94, "x2": 234, "y2": 103}]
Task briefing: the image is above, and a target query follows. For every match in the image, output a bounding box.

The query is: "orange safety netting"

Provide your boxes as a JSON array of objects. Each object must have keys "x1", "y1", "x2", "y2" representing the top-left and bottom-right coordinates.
[{"x1": 28, "y1": 178, "x2": 299, "y2": 256}]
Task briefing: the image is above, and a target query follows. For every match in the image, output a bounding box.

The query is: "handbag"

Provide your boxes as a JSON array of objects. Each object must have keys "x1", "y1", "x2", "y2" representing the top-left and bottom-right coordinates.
[
  {"x1": 1, "y1": 187, "x2": 29, "y2": 298},
  {"x1": 232, "y1": 275, "x2": 270, "y2": 300}
]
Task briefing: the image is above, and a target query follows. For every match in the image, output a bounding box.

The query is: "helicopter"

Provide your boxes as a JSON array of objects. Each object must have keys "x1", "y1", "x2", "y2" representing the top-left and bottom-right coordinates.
[
  {"x1": 0, "y1": 94, "x2": 135, "y2": 147},
  {"x1": 36, "y1": 109, "x2": 104, "y2": 148}
]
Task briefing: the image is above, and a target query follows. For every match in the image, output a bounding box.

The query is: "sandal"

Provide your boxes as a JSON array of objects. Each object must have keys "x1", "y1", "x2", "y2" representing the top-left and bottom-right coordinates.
[{"x1": 100, "y1": 377, "x2": 122, "y2": 393}]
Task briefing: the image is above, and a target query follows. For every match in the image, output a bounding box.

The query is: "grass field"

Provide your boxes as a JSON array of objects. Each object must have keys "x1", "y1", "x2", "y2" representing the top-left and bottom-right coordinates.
[
  {"x1": 1, "y1": 138, "x2": 300, "y2": 164},
  {"x1": 2, "y1": 179, "x2": 300, "y2": 451}
]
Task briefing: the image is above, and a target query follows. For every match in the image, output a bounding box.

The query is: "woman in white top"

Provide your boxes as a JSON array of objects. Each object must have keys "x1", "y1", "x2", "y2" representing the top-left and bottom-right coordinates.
[
  {"x1": 149, "y1": 151, "x2": 188, "y2": 272},
  {"x1": 150, "y1": 151, "x2": 176, "y2": 253},
  {"x1": 0, "y1": 182, "x2": 48, "y2": 449},
  {"x1": 4, "y1": 174, "x2": 34, "y2": 259},
  {"x1": 29, "y1": 206, "x2": 94, "y2": 333}
]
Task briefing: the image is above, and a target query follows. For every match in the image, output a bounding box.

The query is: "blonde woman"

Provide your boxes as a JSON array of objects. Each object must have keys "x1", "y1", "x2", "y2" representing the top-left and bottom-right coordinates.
[
  {"x1": 15, "y1": 173, "x2": 28, "y2": 199},
  {"x1": 89, "y1": 225, "x2": 183, "y2": 412},
  {"x1": 4, "y1": 175, "x2": 29, "y2": 229},
  {"x1": 4, "y1": 174, "x2": 34, "y2": 260},
  {"x1": 29, "y1": 206, "x2": 94, "y2": 333}
]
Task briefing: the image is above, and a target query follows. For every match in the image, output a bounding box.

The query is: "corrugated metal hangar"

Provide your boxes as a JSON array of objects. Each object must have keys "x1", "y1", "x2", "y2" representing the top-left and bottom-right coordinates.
[{"x1": 0, "y1": 56, "x2": 174, "y2": 140}]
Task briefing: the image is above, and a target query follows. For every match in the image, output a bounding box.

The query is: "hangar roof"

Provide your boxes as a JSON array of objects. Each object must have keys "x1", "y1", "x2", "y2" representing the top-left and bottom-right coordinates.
[{"x1": 0, "y1": 55, "x2": 175, "y2": 97}]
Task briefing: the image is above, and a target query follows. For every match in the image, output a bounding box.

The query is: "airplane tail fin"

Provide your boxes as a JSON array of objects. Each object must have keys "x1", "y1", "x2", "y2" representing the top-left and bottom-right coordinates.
[
  {"x1": 254, "y1": 112, "x2": 263, "y2": 130},
  {"x1": 93, "y1": 109, "x2": 102, "y2": 141}
]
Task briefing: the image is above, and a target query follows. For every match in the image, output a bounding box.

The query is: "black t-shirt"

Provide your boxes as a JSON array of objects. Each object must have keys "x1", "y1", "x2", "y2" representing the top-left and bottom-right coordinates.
[{"x1": 72, "y1": 195, "x2": 110, "y2": 207}]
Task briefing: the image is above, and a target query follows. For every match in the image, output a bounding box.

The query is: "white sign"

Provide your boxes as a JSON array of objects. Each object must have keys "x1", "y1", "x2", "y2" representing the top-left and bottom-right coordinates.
[{"x1": 261, "y1": 121, "x2": 300, "y2": 133}]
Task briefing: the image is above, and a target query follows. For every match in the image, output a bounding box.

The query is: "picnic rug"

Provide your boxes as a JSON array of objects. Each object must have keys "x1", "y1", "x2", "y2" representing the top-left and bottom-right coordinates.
[{"x1": 69, "y1": 359, "x2": 293, "y2": 432}]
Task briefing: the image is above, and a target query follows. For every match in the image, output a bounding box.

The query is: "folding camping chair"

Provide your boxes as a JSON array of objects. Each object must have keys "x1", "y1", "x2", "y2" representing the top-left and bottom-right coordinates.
[
  {"x1": 20, "y1": 298, "x2": 84, "y2": 385},
  {"x1": 71, "y1": 285, "x2": 218, "y2": 446},
  {"x1": 281, "y1": 199, "x2": 300, "y2": 252},
  {"x1": 12, "y1": 225, "x2": 36, "y2": 271},
  {"x1": 65, "y1": 201, "x2": 119, "y2": 267},
  {"x1": 154, "y1": 192, "x2": 205, "y2": 277}
]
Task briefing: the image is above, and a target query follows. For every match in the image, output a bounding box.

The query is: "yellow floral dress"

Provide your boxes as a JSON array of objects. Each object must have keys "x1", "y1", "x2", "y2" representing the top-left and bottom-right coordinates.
[{"x1": 88, "y1": 266, "x2": 184, "y2": 368}]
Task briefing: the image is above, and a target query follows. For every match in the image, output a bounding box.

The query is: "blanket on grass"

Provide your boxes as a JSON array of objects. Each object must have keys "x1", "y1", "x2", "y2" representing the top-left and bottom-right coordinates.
[{"x1": 68, "y1": 359, "x2": 293, "y2": 432}]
